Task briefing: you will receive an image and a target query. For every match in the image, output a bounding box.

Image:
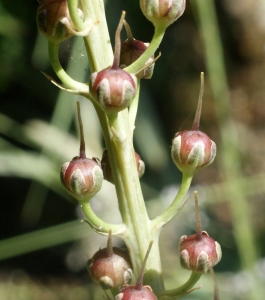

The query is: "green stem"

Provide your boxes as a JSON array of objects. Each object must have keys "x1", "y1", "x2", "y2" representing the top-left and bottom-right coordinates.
[
  {"x1": 128, "y1": 78, "x2": 141, "y2": 130},
  {"x1": 67, "y1": 0, "x2": 87, "y2": 31},
  {"x1": 48, "y1": 42, "x2": 89, "y2": 91},
  {"x1": 157, "y1": 272, "x2": 201, "y2": 300},
  {"x1": 81, "y1": 202, "x2": 127, "y2": 235},
  {"x1": 151, "y1": 173, "x2": 193, "y2": 232},
  {"x1": 67, "y1": 0, "x2": 165, "y2": 293},
  {"x1": 124, "y1": 26, "x2": 165, "y2": 74},
  {"x1": 107, "y1": 111, "x2": 164, "y2": 293}
]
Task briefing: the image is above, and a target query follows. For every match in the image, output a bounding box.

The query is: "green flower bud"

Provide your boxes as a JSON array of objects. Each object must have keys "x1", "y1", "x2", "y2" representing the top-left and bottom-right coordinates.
[{"x1": 140, "y1": 0, "x2": 186, "y2": 29}]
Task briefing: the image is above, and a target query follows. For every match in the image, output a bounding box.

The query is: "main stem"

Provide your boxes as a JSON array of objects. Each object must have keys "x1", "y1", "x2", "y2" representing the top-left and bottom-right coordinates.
[{"x1": 67, "y1": 0, "x2": 164, "y2": 293}]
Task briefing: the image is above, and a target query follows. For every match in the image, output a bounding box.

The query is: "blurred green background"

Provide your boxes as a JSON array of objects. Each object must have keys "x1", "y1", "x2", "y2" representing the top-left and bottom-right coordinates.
[{"x1": 1, "y1": 0, "x2": 265, "y2": 299}]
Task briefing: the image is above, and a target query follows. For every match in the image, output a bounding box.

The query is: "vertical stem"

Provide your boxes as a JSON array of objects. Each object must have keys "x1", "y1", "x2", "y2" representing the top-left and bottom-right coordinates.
[{"x1": 67, "y1": 0, "x2": 164, "y2": 292}]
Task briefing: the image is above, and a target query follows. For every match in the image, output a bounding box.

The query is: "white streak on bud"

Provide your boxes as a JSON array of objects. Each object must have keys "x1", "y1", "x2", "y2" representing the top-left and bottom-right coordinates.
[
  {"x1": 122, "y1": 79, "x2": 137, "y2": 106},
  {"x1": 115, "y1": 293, "x2": 124, "y2": 300},
  {"x1": 99, "y1": 276, "x2": 114, "y2": 289}
]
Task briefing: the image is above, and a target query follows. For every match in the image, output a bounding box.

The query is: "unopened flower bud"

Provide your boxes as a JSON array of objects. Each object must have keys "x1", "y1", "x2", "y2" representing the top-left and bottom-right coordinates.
[
  {"x1": 87, "y1": 231, "x2": 132, "y2": 290},
  {"x1": 120, "y1": 21, "x2": 154, "y2": 79},
  {"x1": 179, "y1": 231, "x2": 222, "y2": 274},
  {"x1": 60, "y1": 157, "x2": 103, "y2": 203},
  {"x1": 115, "y1": 241, "x2": 157, "y2": 300},
  {"x1": 101, "y1": 149, "x2": 145, "y2": 184},
  {"x1": 36, "y1": 0, "x2": 82, "y2": 44},
  {"x1": 60, "y1": 102, "x2": 103, "y2": 203},
  {"x1": 140, "y1": 0, "x2": 186, "y2": 29},
  {"x1": 172, "y1": 72, "x2": 216, "y2": 175},
  {"x1": 90, "y1": 68, "x2": 137, "y2": 112},
  {"x1": 171, "y1": 130, "x2": 216, "y2": 175},
  {"x1": 179, "y1": 192, "x2": 222, "y2": 274},
  {"x1": 90, "y1": 12, "x2": 137, "y2": 113}
]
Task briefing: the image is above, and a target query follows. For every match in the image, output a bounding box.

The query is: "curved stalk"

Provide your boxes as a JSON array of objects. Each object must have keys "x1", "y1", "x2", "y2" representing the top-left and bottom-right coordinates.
[
  {"x1": 157, "y1": 272, "x2": 201, "y2": 300},
  {"x1": 48, "y1": 42, "x2": 89, "y2": 91},
  {"x1": 81, "y1": 202, "x2": 127, "y2": 235},
  {"x1": 151, "y1": 173, "x2": 193, "y2": 232}
]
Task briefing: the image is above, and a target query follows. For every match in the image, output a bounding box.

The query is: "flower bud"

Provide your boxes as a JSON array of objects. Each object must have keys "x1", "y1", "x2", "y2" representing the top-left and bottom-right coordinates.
[
  {"x1": 36, "y1": 0, "x2": 82, "y2": 44},
  {"x1": 60, "y1": 157, "x2": 103, "y2": 203},
  {"x1": 101, "y1": 149, "x2": 145, "y2": 184},
  {"x1": 87, "y1": 231, "x2": 132, "y2": 290},
  {"x1": 60, "y1": 102, "x2": 103, "y2": 203},
  {"x1": 115, "y1": 285, "x2": 157, "y2": 300},
  {"x1": 90, "y1": 12, "x2": 137, "y2": 113},
  {"x1": 115, "y1": 241, "x2": 157, "y2": 300},
  {"x1": 171, "y1": 130, "x2": 216, "y2": 175},
  {"x1": 140, "y1": 0, "x2": 186, "y2": 29},
  {"x1": 179, "y1": 231, "x2": 222, "y2": 274},
  {"x1": 90, "y1": 68, "x2": 137, "y2": 112},
  {"x1": 172, "y1": 72, "x2": 216, "y2": 175},
  {"x1": 120, "y1": 21, "x2": 154, "y2": 79},
  {"x1": 179, "y1": 192, "x2": 222, "y2": 274}
]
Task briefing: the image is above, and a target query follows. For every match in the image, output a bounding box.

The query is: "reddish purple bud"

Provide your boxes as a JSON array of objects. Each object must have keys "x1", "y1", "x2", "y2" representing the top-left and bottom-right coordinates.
[
  {"x1": 115, "y1": 242, "x2": 157, "y2": 300},
  {"x1": 60, "y1": 102, "x2": 103, "y2": 203},
  {"x1": 179, "y1": 192, "x2": 222, "y2": 274},
  {"x1": 87, "y1": 232, "x2": 132, "y2": 290},
  {"x1": 90, "y1": 12, "x2": 138, "y2": 112},
  {"x1": 36, "y1": 0, "x2": 82, "y2": 44},
  {"x1": 115, "y1": 285, "x2": 157, "y2": 300},
  {"x1": 171, "y1": 130, "x2": 216, "y2": 175},
  {"x1": 179, "y1": 231, "x2": 222, "y2": 274},
  {"x1": 172, "y1": 73, "x2": 216, "y2": 175},
  {"x1": 60, "y1": 157, "x2": 103, "y2": 203},
  {"x1": 90, "y1": 68, "x2": 137, "y2": 112},
  {"x1": 140, "y1": 0, "x2": 186, "y2": 29},
  {"x1": 120, "y1": 21, "x2": 154, "y2": 79}
]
